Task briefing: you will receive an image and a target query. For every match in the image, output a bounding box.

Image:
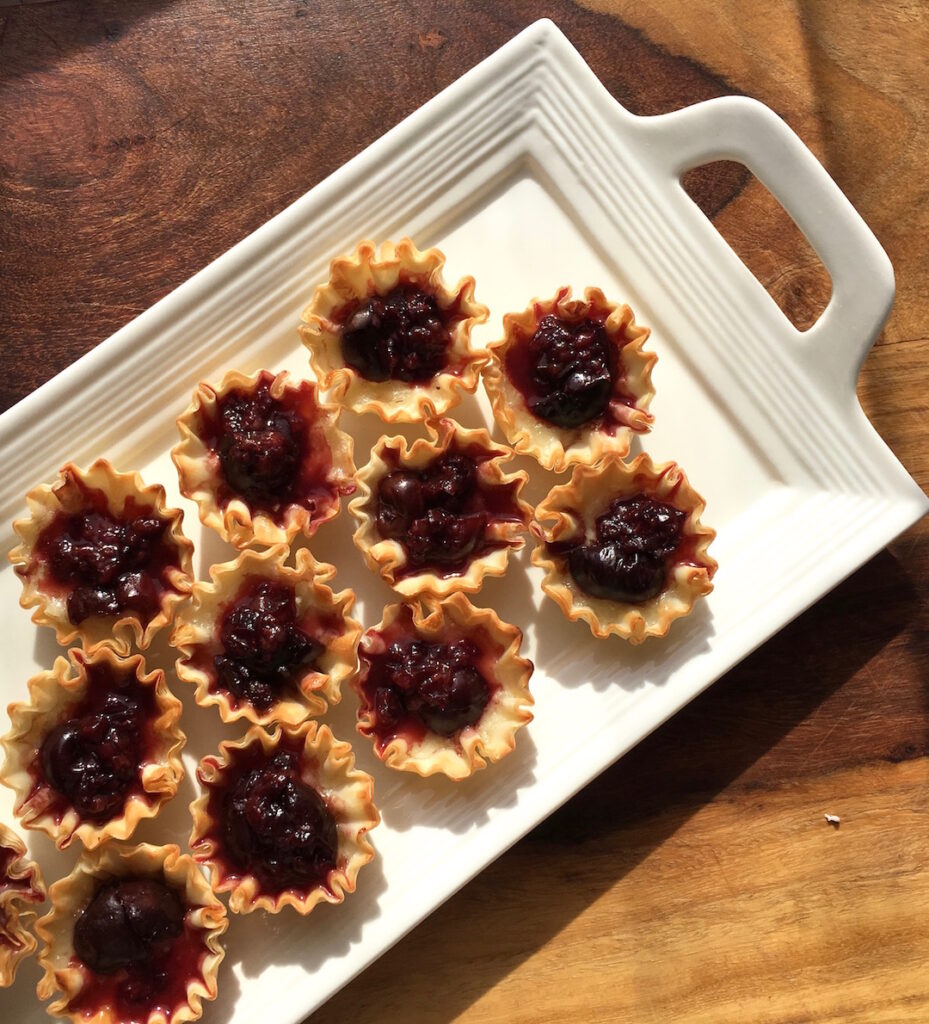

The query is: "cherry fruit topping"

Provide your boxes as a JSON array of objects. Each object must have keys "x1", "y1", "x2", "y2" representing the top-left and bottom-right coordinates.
[
  {"x1": 563, "y1": 495, "x2": 685, "y2": 603},
  {"x1": 214, "y1": 580, "x2": 322, "y2": 712},
  {"x1": 376, "y1": 455, "x2": 487, "y2": 568},
  {"x1": 40, "y1": 692, "x2": 144, "y2": 821},
  {"x1": 73, "y1": 878, "x2": 184, "y2": 974},
  {"x1": 374, "y1": 638, "x2": 490, "y2": 737},
  {"x1": 217, "y1": 387, "x2": 302, "y2": 503},
  {"x1": 221, "y1": 751, "x2": 337, "y2": 889},
  {"x1": 524, "y1": 315, "x2": 616, "y2": 428},
  {"x1": 46, "y1": 511, "x2": 167, "y2": 625},
  {"x1": 341, "y1": 287, "x2": 449, "y2": 383}
]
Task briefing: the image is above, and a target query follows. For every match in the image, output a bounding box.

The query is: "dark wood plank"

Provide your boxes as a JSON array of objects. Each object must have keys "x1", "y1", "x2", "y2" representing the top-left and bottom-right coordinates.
[{"x1": 0, "y1": 0, "x2": 743, "y2": 412}]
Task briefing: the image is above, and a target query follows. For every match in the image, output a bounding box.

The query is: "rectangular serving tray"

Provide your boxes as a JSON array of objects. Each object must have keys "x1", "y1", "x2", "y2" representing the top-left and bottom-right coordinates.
[{"x1": 2, "y1": 20, "x2": 926, "y2": 1024}]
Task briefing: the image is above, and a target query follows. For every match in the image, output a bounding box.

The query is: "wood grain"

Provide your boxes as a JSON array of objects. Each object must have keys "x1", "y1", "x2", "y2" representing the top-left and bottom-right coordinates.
[
  {"x1": 319, "y1": 758, "x2": 929, "y2": 1024},
  {"x1": 1, "y1": 2, "x2": 927, "y2": 1023}
]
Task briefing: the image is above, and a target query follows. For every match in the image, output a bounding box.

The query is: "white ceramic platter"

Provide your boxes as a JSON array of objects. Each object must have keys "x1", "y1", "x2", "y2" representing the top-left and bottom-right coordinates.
[{"x1": 1, "y1": 19, "x2": 925, "y2": 1024}]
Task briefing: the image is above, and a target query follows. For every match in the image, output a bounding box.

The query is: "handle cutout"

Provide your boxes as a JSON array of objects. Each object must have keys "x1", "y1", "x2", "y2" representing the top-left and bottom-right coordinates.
[{"x1": 681, "y1": 160, "x2": 832, "y2": 332}]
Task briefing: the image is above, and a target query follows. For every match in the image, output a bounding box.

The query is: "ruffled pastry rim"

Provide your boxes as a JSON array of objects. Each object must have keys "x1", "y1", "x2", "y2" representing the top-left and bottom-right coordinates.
[
  {"x1": 531, "y1": 453, "x2": 717, "y2": 643},
  {"x1": 172, "y1": 545, "x2": 361, "y2": 728},
  {"x1": 35, "y1": 842, "x2": 227, "y2": 1024},
  {"x1": 354, "y1": 593, "x2": 534, "y2": 780},
  {"x1": 349, "y1": 417, "x2": 532, "y2": 598},
  {"x1": 9, "y1": 459, "x2": 194, "y2": 657},
  {"x1": 171, "y1": 368, "x2": 356, "y2": 549},
  {"x1": 0, "y1": 823, "x2": 46, "y2": 987},
  {"x1": 0, "y1": 648, "x2": 186, "y2": 851},
  {"x1": 483, "y1": 286, "x2": 656, "y2": 472},
  {"x1": 189, "y1": 722, "x2": 379, "y2": 915},
  {"x1": 298, "y1": 238, "x2": 490, "y2": 422}
]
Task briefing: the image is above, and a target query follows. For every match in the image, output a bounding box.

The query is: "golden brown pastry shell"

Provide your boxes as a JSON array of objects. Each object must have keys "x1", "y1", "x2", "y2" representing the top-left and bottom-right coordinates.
[
  {"x1": 0, "y1": 648, "x2": 185, "y2": 850},
  {"x1": 531, "y1": 453, "x2": 716, "y2": 642},
  {"x1": 35, "y1": 842, "x2": 227, "y2": 1024},
  {"x1": 299, "y1": 238, "x2": 489, "y2": 422},
  {"x1": 354, "y1": 593, "x2": 534, "y2": 780},
  {"x1": 0, "y1": 823, "x2": 46, "y2": 987},
  {"x1": 172, "y1": 368, "x2": 356, "y2": 548},
  {"x1": 172, "y1": 545, "x2": 361, "y2": 727},
  {"x1": 349, "y1": 417, "x2": 532, "y2": 598},
  {"x1": 9, "y1": 459, "x2": 194, "y2": 656},
  {"x1": 483, "y1": 286, "x2": 656, "y2": 472},
  {"x1": 189, "y1": 722, "x2": 378, "y2": 915}
]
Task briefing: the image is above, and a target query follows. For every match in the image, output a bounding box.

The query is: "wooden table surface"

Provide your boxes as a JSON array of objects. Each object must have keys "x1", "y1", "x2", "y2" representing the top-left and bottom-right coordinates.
[{"x1": 2, "y1": 2, "x2": 928, "y2": 1022}]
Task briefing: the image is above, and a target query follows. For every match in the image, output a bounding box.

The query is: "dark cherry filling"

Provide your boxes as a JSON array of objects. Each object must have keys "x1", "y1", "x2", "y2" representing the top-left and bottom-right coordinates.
[
  {"x1": 505, "y1": 300, "x2": 642, "y2": 433},
  {"x1": 74, "y1": 878, "x2": 184, "y2": 974},
  {"x1": 69, "y1": 876, "x2": 206, "y2": 1024},
  {"x1": 37, "y1": 497, "x2": 176, "y2": 626},
  {"x1": 30, "y1": 662, "x2": 156, "y2": 825},
  {"x1": 359, "y1": 609, "x2": 500, "y2": 748},
  {"x1": 212, "y1": 578, "x2": 323, "y2": 712},
  {"x1": 216, "y1": 384, "x2": 303, "y2": 504},
  {"x1": 375, "y1": 638, "x2": 489, "y2": 738},
  {"x1": 40, "y1": 693, "x2": 143, "y2": 821},
  {"x1": 340, "y1": 285, "x2": 450, "y2": 383},
  {"x1": 197, "y1": 372, "x2": 346, "y2": 525},
  {"x1": 375, "y1": 447, "x2": 523, "y2": 579},
  {"x1": 519, "y1": 314, "x2": 616, "y2": 428},
  {"x1": 205, "y1": 740, "x2": 338, "y2": 895},
  {"x1": 552, "y1": 495, "x2": 685, "y2": 603}
]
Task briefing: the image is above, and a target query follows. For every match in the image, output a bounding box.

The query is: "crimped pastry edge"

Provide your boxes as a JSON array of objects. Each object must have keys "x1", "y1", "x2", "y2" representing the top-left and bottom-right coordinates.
[
  {"x1": 0, "y1": 647, "x2": 186, "y2": 850},
  {"x1": 171, "y1": 368, "x2": 356, "y2": 548},
  {"x1": 171, "y1": 545, "x2": 361, "y2": 727},
  {"x1": 189, "y1": 722, "x2": 379, "y2": 915},
  {"x1": 35, "y1": 842, "x2": 227, "y2": 1024},
  {"x1": 299, "y1": 238, "x2": 489, "y2": 422},
  {"x1": 348, "y1": 417, "x2": 532, "y2": 598},
  {"x1": 483, "y1": 286, "x2": 656, "y2": 472},
  {"x1": 531, "y1": 453, "x2": 716, "y2": 642},
  {"x1": 353, "y1": 593, "x2": 534, "y2": 780},
  {"x1": 9, "y1": 459, "x2": 194, "y2": 656},
  {"x1": 0, "y1": 823, "x2": 46, "y2": 987}
]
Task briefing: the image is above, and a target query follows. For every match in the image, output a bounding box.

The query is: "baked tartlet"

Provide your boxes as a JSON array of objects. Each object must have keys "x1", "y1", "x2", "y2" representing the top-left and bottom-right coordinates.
[
  {"x1": 350, "y1": 418, "x2": 532, "y2": 597},
  {"x1": 483, "y1": 287, "x2": 655, "y2": 471},
  {"x1": 172, "y1": 368, "x2": 355, "y2": 548},
  {"x1": 354, "y1": 595, "x2": 534, "y2": 779},
  {"x1": 10, "y1": 460, "x2": 194, "y2": 656},
  {"x1": 0, "y1": 823, "x2": 46, "y2": 987},
  {"x1": 1, "y1": 648, "x2": 185, "y2": 850},
  {"x1": 172, "y1": 545, "x2": 361, "y2": 728},
  {"x1": 190, "y1": 723, "x2": 378, "y2": 914},
  {"x1": 532, "y1": 454, "x2": 716, "y2": 642},
  {"x1": 299, "y1": 238, "x2": 489, "y2": 421},
  {"x1": 35, "y1": 842, "x2": 227, "y2": 1024}
]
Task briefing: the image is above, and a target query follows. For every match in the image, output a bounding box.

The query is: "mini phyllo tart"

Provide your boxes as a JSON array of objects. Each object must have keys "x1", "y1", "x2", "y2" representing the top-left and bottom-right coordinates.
[
  {"x1": 354, "y1": 595, "x2": 533, "y2": 780},
  {"x1": 532, "y1": 454, "x2": 716, "y2": 642},
  {"x1": 299, "y1": 238, "x2": 489, "y2": 421},
  {"x1": 0, "y1": 824, "x2": 46, "y2": 987},
  {"x1": 36, "y1": 842, "x2": 227, "y2": 1024},
  {"x1": 1, "y1": 648, "x2": 185, "y2": 850},
  {"x1": 172, "y1": 546, "x2": 361, "y2": 728},
  {"x1": 172, "y1": 368, "x2": 355, "y2": 548},
  {"x1": 483, "y1": 287, "x2": 655, "y2": 471},
  {"x1": 350, "y1": 418, "x2": 531, "y2": 597},
  {"x1": 190, "y1": 723, "x2": 378, "y2": 915},
  {"x1": 10, "y1": 460, "x2": 194, "y2": 656}
]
